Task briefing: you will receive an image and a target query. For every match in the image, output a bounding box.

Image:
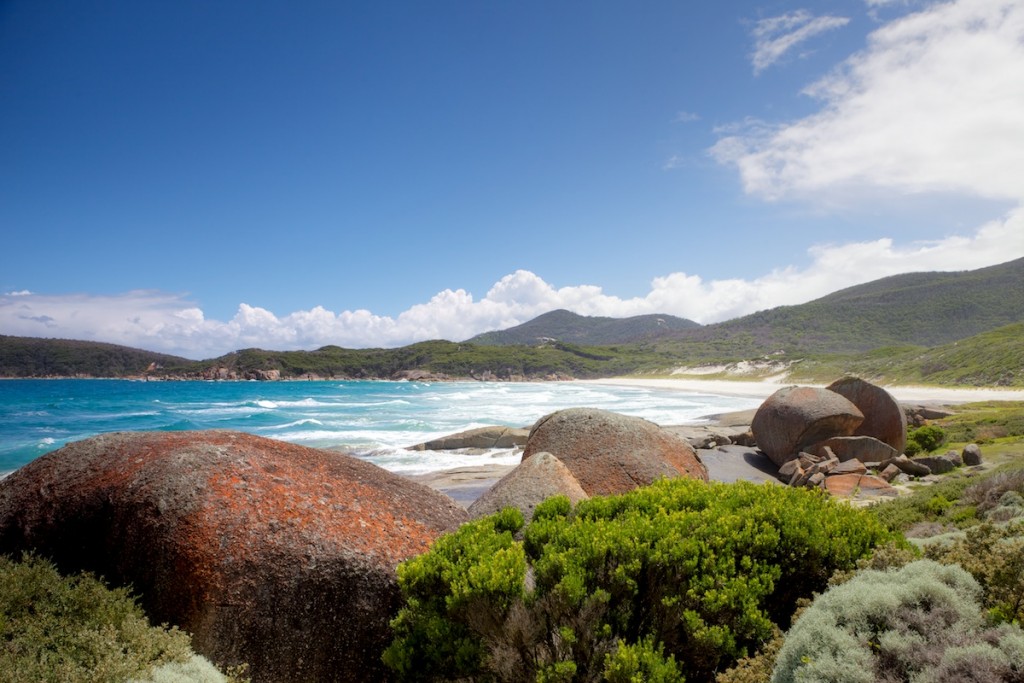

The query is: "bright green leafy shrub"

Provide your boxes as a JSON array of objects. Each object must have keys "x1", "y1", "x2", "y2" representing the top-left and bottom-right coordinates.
[
  {"x1": 602, "y1": 637, "x2": 682, "y2": 682},
  {"x1": 771, "y1": 560, "x2": 1024, "y2": 683},
  {"x1": 0, "y1": 553, "x2": 230, "y2": 683},
  {"x1": 906, "y1": 424, "x2": 947, "y2": 455},
  {"x1": 385, "y1": 479, "x2": 895, "y2": 683}
]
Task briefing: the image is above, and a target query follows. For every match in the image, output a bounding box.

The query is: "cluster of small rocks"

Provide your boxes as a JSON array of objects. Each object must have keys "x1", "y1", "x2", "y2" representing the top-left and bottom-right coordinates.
[{"x1": 752, "y1": 377, "x2": 983, "y2": 499}]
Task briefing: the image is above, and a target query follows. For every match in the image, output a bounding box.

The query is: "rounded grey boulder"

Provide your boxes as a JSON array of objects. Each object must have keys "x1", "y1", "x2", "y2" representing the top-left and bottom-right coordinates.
[
  {"x1": 751, "y1": 386, "x2": 865, "y2": 467},
  {"x1": 522, "y1": 408, "x2": 707, "y2": 496},
  {"x1": 826, "y1": 377, "x2": 907, "y2": 454},
  {"x1": 467, "y1": 452, "x2": 588, "y2": 521}
]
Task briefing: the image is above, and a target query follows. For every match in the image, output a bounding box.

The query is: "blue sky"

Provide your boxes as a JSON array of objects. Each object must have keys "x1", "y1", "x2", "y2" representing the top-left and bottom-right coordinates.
[{"x1": 2, "y1": 0, "x2": 1022, "y2": 359}]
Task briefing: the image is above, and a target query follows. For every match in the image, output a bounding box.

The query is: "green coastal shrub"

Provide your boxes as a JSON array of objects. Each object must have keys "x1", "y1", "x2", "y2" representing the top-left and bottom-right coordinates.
[
  {"x1": 385, "y1": 479, "x2": 896, "y2": 683},
  {"x1": 771, "y1": 560, "x2": 1024, "y2": 683},
  {"x1": 0, "y1": 553, "x2": 237, "y2": 683},
  {"x1": 905, "y1": 424, "x2": 947, "y2": 455}
]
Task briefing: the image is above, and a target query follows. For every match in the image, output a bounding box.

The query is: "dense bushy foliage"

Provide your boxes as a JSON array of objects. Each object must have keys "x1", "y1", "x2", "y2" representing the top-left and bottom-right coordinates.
[
  {"x1": 905, "y1": 425, "x2": 947, "y2": 455},
  {"x1": 925, "y1": 521, "x2": 1024, "y2": 625},
  {"x1": 0, "y1": 553, "x2": 231, "y2": 683},
  {"x1": 385, "y1": 479, "x2": 895, "y2": 683},
  {"x1": 771, "y1": 560, "x2": 1024, "y2": 683}
]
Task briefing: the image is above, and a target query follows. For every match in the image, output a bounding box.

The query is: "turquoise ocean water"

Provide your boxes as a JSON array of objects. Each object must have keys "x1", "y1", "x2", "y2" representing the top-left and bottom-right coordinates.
[{"x1": 0, "y1": 379, "x2": 760, "y2": 477}]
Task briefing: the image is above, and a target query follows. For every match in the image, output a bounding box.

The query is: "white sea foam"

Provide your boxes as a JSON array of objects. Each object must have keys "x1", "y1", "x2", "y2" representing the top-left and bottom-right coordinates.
[
  {"x1": 261, "y1": 418, "x2": 324, "y2": 431},
  {"x1": 255, "y1": 400, "x2": 279, "y2": 409},
  {"x1": 358, "y1": 447, "x2": 523, "y2": 475}
]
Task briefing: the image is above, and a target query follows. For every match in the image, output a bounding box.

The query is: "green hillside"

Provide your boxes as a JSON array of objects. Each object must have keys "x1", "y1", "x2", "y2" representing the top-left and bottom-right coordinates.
[
  {"x1": 469, "y1": 309, "x2": 700, "y2": 346},
  {"x1": 196, "y1": 340, "x2": 667, "y2": 380},
  {"x1": 788, "y1": 321, "x2": 1024, "y2": 387},
  {"x1": 653, "y1": 256, "x2": 1024, "y2": 358},
  {"x1": 0, "y1": 335, "x2": 192, "y2": 378}
]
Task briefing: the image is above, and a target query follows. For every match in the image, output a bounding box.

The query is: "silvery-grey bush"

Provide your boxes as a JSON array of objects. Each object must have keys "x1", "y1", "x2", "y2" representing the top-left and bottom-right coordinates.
[{"x1": 772, "y1": 560, "x2": 1024, "y2": 683}]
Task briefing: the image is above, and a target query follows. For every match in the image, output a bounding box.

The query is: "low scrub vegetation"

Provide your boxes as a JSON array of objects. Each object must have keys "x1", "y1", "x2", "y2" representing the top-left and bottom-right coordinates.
[
  {"x1": 384, "y1": 479, "x2": 895, "y2": 683},
  {"x1": 772, "y1": 560, "x2": 1024, "y2": 683},
  {"x1": 0, "y1": 553, "x2": 242, "y2": 683}
]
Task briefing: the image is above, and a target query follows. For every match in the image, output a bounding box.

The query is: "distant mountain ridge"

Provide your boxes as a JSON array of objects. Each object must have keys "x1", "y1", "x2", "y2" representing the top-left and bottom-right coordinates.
[
  {"x1": 2, "y1": 257, "x2": 1023, "y2": 384},
  {"x1": 468, "y1": 310, "x2": 701, "y2": 346}
]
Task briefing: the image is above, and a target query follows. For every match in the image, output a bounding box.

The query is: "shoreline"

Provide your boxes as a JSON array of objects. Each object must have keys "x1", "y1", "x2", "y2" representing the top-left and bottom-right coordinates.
[{"x1": 581, "y1": 377, "x2": 1024, "y2": 405}]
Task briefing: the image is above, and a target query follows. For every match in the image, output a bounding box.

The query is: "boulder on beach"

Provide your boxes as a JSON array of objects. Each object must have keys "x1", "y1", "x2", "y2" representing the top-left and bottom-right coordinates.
[
  {"x1": 826, "y1": 377, "x2": 908, "y2": 454},
  {"x1": 467, "y1": 452, "x2": 588, "y2": 521},
  {"x1": 0, "y1": 430, "x2": 469, "y2": 683},
  {"x1": 751, "y1": 386, "x2": 865, "y2": 467},
  {"x1": 407, "y1": 425, "x2": 529, "y2": 451},
  {"x1": 522, "y1": 408, "x2": 707, "y2": 496}
]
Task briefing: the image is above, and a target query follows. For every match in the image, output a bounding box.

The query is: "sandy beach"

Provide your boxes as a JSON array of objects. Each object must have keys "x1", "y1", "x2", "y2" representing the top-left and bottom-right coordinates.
[{"x1": 583, "y1": 377, "x2": 1024, "y2": 405}]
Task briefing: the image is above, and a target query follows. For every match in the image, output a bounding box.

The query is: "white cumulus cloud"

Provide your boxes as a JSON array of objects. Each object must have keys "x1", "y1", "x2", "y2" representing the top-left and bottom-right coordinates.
[
  {"x1": 2, "y1": 209, "x2": 1020, "y2": 359},
  {"x1": 719, "y1": 0, "x2": 1024, "y2": 202}
]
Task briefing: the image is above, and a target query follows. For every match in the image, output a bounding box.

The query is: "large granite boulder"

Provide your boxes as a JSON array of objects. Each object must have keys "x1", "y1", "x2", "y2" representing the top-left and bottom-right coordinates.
[
  {"x1": 751, "y1": 386, "x2": 865, "y2": 467},
  {"x1": 0, "y1": 431, "x2": 469, "y2": 683},
  {"x1": 522, "y1": 408, "x2": 707, "y2": 496},
  {"x1": 467, "y1": 452, "x2": 588, "y2": 521},
  {"x1": 407, "y1": 425, "x2": 529, "y2": 451},
  {"x1": 826, "y1": 377, "x2": 907, "y2": 453},
  {"x1": 963, "y1": 443, "x2": 983, "y2": 466}
]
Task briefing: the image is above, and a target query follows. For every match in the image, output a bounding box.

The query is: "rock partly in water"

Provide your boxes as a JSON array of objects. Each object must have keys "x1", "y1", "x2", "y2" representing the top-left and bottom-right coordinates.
[
  {"x1": 751, "y1": 386, "x2": 865, "y2": 467},
  {"x1": 0, "y1": 430, "x2": 469, "y2": 683},
  {"x1": 467, "y1": 452, "x2": 588, "y2": 521},
  {"x1": 826, "y1": 377, "x2": 907, "y2": 454},
  {"x1": 522, "y1": 408, "x2": 707, "y2": 496},
  {"x1": 407, "y1": 425, "x2": 530, "y2": 451}
]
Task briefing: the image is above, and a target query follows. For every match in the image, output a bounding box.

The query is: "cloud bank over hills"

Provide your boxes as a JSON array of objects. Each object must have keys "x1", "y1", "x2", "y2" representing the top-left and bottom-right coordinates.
[{"x1": 4, "y1": 210, "x2": 1021, "y2": 359}]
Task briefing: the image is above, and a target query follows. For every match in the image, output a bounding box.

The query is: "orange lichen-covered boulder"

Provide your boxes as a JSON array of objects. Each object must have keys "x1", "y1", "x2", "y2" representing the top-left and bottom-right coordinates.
[
  {"x1": 0, "y1": 431, "x2": 469, "y2": 683},
  {"x1": 826, "y1": 377, "x2": 908, "y2": 454},
  {"x1": 751, "y1": 386, "x2": 865, "y2": 467},
  {"x1": 522, "y1": 408, "x2": 707, "y2": 496}
]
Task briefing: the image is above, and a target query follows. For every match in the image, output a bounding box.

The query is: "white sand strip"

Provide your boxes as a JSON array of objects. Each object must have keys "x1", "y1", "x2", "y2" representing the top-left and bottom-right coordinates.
[{"x1": 582, "y1": 377, "x2": 1024, "y2": 404}]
